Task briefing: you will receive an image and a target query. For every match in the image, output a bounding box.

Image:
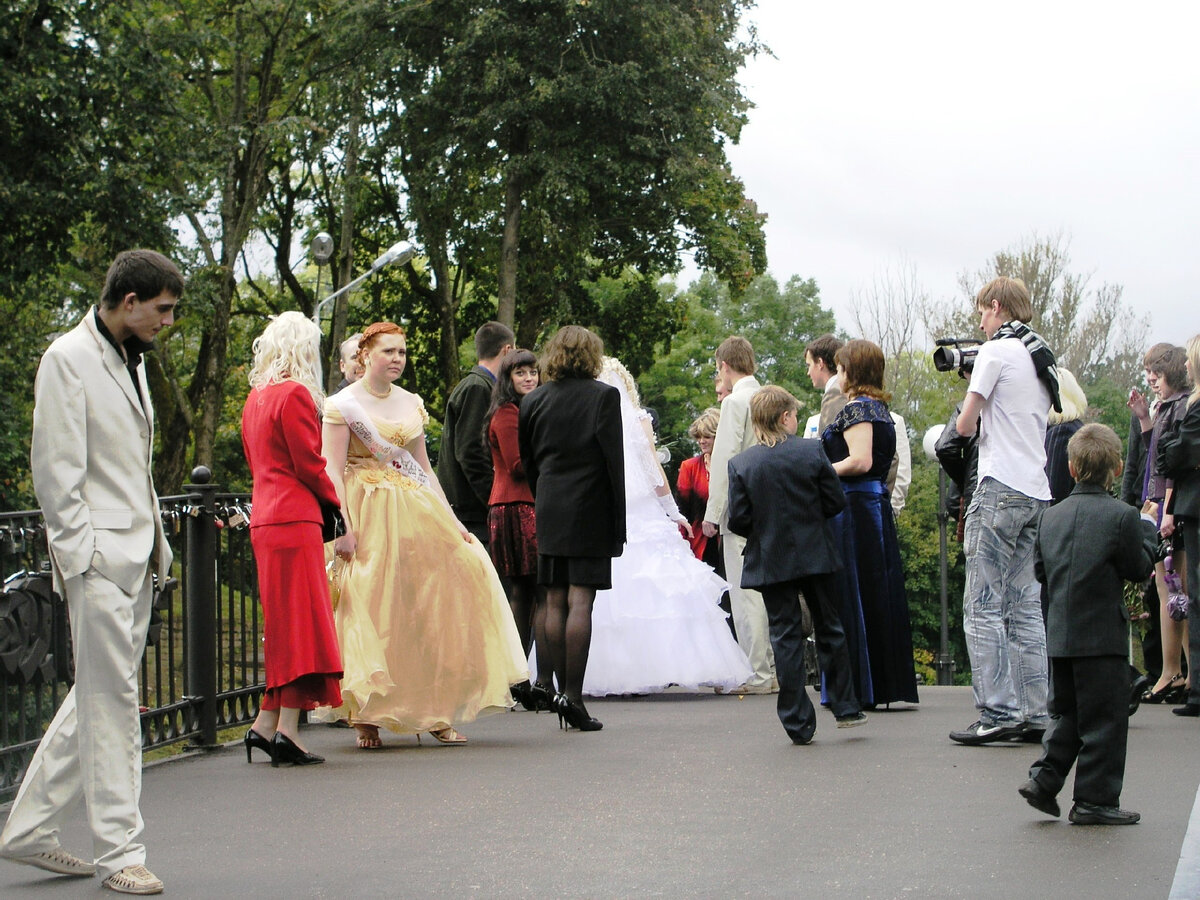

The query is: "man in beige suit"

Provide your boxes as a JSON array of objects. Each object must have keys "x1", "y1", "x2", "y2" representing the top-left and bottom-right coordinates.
[
  {"x1": 0, "y1": 251, "x2": 180, "y2": 895},
  {"x1": 703, "y1": 337, "x2": 776, "y2": 692}
]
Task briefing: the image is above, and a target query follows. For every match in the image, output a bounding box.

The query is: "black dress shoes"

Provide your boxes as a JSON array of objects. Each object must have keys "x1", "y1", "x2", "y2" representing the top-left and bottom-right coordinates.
[
  {"x1": 1018, "y1": 779, "x2": 1060, "y2": 818},
  {"x1": 1068, "y1": 802, "x2": 1140, "y2": 825},
  {"x1": 270, "y1": 732, "x2": 325, "y2": 768},
  {"x1": 1129, "y1": 673, "x2": 1150, "y2": 716},
  {"x1": 1172, "y1": 703, "x2": 1200, "y2": 717}
]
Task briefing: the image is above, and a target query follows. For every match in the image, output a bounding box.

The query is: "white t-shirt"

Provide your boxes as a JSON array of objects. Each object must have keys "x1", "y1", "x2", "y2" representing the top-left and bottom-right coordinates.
[{"x1": 966, "y1": 337, "x2": 1051, "y2": 500}]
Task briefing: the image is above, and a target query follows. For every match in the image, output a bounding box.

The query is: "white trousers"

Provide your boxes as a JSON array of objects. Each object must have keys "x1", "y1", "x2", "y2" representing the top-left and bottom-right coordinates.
[
  {"x1": 721, "y1": 531, "x2": 775, "y2": 686},
  {"x1": 0, "y1": 568, "x2": 153, "y2": 879}
]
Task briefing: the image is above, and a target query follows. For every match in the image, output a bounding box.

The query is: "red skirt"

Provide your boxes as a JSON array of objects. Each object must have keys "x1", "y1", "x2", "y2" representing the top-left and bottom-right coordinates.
[
  {"x1": 250, "y1": 522, "x2": 342, "y2": 708},
  {"x1": 488, "y1": 502, "x2": 538, "y2": 577}
]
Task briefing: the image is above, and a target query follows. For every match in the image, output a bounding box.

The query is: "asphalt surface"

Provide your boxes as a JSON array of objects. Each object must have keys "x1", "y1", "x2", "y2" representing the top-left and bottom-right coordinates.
[{"x1": 2, "y1": 685, "x2": 1198, "y2": 899}]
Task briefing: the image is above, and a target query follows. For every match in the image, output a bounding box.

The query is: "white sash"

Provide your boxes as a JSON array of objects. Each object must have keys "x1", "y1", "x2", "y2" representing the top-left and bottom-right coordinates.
[{"x1": 327, "y1": 390, "x2": 431, "y2": 488}]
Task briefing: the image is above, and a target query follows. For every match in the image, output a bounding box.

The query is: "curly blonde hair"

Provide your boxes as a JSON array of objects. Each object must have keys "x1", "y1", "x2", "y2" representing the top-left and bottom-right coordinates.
[
  {"x1": 688, "y1": 407, "x2": 721, "y2": 441},
  {"x1": 600, "y1": 356, "x2": 641, "y2": 407},
  {"x1": 247, "y1": 311, "x2": 324, "y2": 407}
]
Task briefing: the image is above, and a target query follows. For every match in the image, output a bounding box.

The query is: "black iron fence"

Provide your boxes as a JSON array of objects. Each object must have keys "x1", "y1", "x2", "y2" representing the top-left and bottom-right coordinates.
[{"x1": 0, "y1": 468, "x2": 262, "y2": 803}]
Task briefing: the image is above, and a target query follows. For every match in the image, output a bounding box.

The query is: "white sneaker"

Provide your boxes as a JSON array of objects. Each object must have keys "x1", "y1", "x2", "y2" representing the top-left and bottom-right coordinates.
[
  {"x1": 103, "y1": 864, "x2": 164, "y2": 895},
  {"x1": 6, "y1": 846, "x2": 96, "y2": 876}
]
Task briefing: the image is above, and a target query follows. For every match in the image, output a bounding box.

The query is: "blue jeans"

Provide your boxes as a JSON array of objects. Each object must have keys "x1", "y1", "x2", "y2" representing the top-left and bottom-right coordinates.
[{"x1": 962, "y1": 477, "x2": 1049, "y2": 727}]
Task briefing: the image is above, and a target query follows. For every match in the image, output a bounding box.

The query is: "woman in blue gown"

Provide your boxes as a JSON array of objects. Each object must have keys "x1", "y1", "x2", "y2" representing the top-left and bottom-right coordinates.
[{"x1": 822, "y1": 339, "x2": 919, "y2": 706}]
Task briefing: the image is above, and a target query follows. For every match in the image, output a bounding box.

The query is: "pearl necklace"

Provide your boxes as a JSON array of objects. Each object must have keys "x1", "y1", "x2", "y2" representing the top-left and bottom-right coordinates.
[{"x1": 362, "y1": 380, "x2": 392, "y2": 399}]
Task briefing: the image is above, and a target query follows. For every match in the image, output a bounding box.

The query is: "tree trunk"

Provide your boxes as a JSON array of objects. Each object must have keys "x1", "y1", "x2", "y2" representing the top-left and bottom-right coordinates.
[
  {"x1": 496, "y1": 174, "x2": 522, "y2": 329},
  {"x1": 327, "y1": 104, "x2": 361, "y2": 393}
]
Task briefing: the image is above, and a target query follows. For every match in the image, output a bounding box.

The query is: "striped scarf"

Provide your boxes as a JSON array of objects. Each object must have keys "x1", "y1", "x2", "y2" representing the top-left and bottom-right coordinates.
[{"x1": 992, "y1": 321, "x2": 1062, "y2": 413}]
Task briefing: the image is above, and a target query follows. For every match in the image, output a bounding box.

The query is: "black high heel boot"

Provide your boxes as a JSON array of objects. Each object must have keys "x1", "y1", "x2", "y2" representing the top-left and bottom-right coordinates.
[
  {"x1": 244, "y1": 728, "x2": 273, "y2": 764},
  {"x1": 510, "y1": 681, "x2": 536, "y2": 711},
  {"x1": 558, "y1": 695, "x2": 603, "y2": 732},
  {"x1": 271, "y1": 732, "x2": 325, "y2": 768}
]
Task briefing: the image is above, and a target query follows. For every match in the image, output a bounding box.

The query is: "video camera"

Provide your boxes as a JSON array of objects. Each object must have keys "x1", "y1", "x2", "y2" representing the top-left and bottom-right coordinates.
[{"x1": 933, "y1": 338, "x2": 982, "y2": 377}]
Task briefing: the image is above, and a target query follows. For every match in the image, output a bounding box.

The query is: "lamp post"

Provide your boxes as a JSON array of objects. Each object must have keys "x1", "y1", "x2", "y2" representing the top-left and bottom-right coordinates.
[
  {"x1": 311, "y1": 232, "x2": 333, "y2": 310},
  {"x1": 312, "y1": 240, "x2": 415, "y2": 328},
  {"x1": 922, "y1": 424, "x2": 955, "y2": 686}
]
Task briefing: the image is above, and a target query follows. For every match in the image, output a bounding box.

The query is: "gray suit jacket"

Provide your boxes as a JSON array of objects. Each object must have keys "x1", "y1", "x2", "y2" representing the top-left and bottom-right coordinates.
[
  {"x1": 31, "y1": 312, "x2": 172, "y2": 595},
  {"x1": 704, "y1": 375, "x2": 760, "y2": 526},
  {"x1": 1035, "y1": 483, "x2": 1155, "y2": 657}
]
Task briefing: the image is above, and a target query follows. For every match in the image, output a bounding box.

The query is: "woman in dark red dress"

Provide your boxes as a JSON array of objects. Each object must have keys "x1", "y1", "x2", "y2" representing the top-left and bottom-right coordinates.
[
  {"x1": 483, "y1": 348, "x2": 553, "y2": 710},
  {"x1": 241, "y1": 311, "x2": 344, "y2": 767}
]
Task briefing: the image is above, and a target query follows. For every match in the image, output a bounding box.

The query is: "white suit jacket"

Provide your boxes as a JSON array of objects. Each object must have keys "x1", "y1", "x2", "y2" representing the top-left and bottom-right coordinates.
[
  {"x1": 704, "y1": 374, "x2": 761, "y2": 527},
  {"x1": 31, "y1": 312, "x2": 172, "y2": 596}
]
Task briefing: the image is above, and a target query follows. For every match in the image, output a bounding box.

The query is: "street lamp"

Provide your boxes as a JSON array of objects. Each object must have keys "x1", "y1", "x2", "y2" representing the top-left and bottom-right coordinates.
[
  {"x1": 312, "y1": 240, "x2": 415, "y2": 327},
  {"x1": 922, "y1": 424, "x2": 955, "y2": 686},
  {"x1": 311, "y1": 232, "x2": 334, "y2": 307}
]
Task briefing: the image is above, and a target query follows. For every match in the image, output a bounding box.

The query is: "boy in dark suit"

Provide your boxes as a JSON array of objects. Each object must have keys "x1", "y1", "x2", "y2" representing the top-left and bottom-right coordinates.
[
  {"x1": 726, "y1": 386, "x2": 866, "y2": 744},
  {"x1": 1019, "y1": 423, "x2": 1158, "y2": 825}
]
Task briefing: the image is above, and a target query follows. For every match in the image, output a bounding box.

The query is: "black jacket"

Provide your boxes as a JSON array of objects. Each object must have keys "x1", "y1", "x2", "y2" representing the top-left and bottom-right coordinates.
[
  {"x1": 726, "y1": 435, "x2": 846, "y2": 589},
  {"x1": 436, "y1": 366, "x2": 495, "y2": 524}
]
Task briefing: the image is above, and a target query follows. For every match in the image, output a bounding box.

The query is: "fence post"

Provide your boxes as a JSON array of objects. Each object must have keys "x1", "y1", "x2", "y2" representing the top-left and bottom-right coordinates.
[{"x1": 183, "y1": 465, "x2": 220, "y2": 748}]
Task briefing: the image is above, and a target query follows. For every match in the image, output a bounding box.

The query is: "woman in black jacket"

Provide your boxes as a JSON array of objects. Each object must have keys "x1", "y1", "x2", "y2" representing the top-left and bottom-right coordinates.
[{"x1": 518, "y1": 326, "x2": 625, "y2": 730}]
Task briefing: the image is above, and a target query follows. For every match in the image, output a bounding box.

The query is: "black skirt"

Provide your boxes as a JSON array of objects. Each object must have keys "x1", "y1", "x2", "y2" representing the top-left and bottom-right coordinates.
[{"x1": 537, "y1": 554, "x2": 612, "y2": 590}]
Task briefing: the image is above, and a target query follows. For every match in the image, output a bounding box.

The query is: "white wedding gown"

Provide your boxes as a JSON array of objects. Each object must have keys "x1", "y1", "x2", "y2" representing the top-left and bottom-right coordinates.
[{"x1": 578, "y1": 360, "x2": 753, "y2": 696}]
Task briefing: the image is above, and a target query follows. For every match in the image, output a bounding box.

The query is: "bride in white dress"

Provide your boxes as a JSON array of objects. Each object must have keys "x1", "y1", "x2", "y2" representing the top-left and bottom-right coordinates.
[{"x1": 581, "y1": 357, "x2": 753, "y2": 696}]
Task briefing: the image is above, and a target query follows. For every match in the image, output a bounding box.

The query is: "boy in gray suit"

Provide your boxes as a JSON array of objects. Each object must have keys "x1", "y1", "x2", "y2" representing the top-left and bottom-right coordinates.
[{"x1": 1019, "y1": 424, "x2": 1158, "y2": 825}]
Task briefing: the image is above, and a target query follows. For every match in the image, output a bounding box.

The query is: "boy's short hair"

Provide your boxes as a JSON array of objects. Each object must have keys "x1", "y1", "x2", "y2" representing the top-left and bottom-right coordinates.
[
  {"x1": 475, "y1": 321, "x2": 515, "y2": 361},
  {"x1": 804, "y1": 333, "x2": 843, "y2": 371},
  {"x1": 715, "y1": 336, "x2": 756, "y2": 376},
  {"x1": 1142, "y1": 342, "x2": 1176, "y2": 370},
  {"x1": 1068, "y1": 423, "x2": 1123, "y2": 489},
  {"x1": 750, "y1": 385, "x2": 798, "y2": 447},
  {"x1": 976, "y1": 276, "x2": 1033, "y2": 323}
]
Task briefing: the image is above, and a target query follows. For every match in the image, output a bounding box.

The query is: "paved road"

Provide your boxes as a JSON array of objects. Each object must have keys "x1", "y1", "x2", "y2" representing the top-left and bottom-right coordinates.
[{"x1": 2, "y1": 686, "x2": 1198, "y2": 899}]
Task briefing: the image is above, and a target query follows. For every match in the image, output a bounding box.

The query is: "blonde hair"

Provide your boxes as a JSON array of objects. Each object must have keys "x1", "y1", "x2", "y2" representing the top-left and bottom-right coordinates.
[
  {"x1": 1048, "y1": 368, "x2": 1087, "y2": 425},
  {"x1": 976, "y1": 276, "x2": 1033, "y2": 323},
  {"x1": 688, "y1": 407, "x2": 721, "y2": 441},
  {"x1": 750, "y1": 386, "x2": 798, "y2": 448},
  {"x1": 248, "y1": 311, "x2": 324, "y2": 407},
  {"x1": 600, "y1": 356, "x2": 641, "y2": 408}
]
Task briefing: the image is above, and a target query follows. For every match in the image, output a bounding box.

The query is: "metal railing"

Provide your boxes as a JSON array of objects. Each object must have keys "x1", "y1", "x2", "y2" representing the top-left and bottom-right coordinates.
[{"x1": 0, "y1": 468, "x2": 262, "y2": 803}]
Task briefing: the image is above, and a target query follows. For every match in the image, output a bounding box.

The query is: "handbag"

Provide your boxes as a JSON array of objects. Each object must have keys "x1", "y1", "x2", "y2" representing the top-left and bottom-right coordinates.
[{"x1": 320, "y1": 502, "x2": 345, "y2": 543}]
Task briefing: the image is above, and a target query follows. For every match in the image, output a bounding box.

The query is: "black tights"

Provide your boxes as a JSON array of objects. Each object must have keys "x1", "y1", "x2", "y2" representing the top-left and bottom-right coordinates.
[
  {"x1": 544, "y1": 583, "x2": 597, "y2": 705},
  {"x1": 510, "y1": 575, "x2": 553, "y2": 687}
]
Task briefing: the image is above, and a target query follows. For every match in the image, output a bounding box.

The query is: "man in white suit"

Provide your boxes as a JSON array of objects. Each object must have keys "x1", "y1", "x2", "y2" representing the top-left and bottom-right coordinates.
[
  {"x1": 703, "y1": 336, "x2": 776, "y2": 692},
  {"x1": 0, "y1": 250, "x2": 180, "y2": 895}
]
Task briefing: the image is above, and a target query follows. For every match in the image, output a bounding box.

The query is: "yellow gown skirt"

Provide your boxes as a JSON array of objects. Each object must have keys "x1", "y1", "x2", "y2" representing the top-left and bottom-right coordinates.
[{"x1": 320, "y1": 459, "x2": 528, "y2": 733}]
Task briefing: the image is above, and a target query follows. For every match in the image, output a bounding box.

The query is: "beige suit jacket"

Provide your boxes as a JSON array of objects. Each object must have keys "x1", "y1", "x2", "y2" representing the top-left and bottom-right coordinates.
[
  {"x1": 31, "y1": 312, "x2": 172, "y2": 596},
  {"x1": 704, "y1": 375, "x2": 761, "y2": 527}
]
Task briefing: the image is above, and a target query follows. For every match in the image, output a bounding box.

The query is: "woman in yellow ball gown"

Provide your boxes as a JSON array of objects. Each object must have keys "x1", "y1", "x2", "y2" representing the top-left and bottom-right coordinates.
[{"x1": 319, "y1": 321, "x2": 528, "y2": 748}]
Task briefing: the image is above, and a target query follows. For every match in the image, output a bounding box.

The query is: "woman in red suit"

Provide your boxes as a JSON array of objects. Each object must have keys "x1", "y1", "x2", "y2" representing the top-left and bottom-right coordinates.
[
  {"x1": 241, "y1": 311, "x2": 344, "y2": 767},
  {"x1": 483, "y1": 348, "x2": 554, "y2": 711},
  {"x1": 676, "y1": 407, "x2": 722, "y2": 569}
]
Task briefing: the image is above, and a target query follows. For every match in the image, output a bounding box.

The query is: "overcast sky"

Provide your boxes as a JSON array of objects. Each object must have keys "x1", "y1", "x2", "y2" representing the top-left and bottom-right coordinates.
[{"x1": 702, "y1": 1, "x2": 1198, "y2": 346}]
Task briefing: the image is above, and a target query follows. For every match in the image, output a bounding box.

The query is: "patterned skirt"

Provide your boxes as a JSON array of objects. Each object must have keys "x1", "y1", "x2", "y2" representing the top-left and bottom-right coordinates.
[{"x1": 488, "y1": 502, "x2": 538, "y2": 577}]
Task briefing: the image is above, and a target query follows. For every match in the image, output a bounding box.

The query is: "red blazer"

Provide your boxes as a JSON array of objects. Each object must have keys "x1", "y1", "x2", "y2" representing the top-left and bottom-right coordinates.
[
  {"x1": 676, "y1": 454, "x2": 711, "y2": 560},
  {"x1": 242, "y1": 381, "x2": 340, "y2": 526},
  {"x1": 488, "y1": 403, "x2": 534, "y2": 505}
]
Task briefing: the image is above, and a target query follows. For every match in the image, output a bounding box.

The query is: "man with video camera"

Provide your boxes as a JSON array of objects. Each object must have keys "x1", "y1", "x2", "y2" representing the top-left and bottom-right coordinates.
[{"x1": 949, "y1": 276, "x2": 1061, "y2": 746}]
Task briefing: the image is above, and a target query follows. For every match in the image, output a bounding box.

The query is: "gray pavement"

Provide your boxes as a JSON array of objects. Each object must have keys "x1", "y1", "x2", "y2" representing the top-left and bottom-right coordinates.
[{"x1": 2, "y1": 685, "x2": 1198, "y2": 899}]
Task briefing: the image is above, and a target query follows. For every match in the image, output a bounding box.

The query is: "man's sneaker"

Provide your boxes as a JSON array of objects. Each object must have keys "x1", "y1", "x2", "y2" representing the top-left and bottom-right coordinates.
[
  {"x1": 103, "y1": 864, "x2": 164, "y2": 895},
  {"x1": 948, "y1": 719, "x2": 1026, "y2": 745},
  {"x1": 5, "y1": 846, "x2": 96, "y2": 876},
  {"x1": 835, "y1": 711, "x2": 868, "y2": 728},
  {"x1": 1068, "y1": 802, "x2": 1140, "y2": 826},
  {"x1": 1018, "y1": 779, "x2": 1061, "y2": 818}
]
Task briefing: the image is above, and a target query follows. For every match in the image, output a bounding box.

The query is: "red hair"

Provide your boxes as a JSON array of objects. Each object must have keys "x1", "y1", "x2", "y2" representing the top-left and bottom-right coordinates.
[{"x1": 356, "y1": 321, "x2": 406, "y2": 364}]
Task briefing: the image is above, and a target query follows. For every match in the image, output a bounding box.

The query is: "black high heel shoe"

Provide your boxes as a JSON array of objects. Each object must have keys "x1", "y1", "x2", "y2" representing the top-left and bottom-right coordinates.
[
  {"x1": 271, "y1": 732, "x2": 325, "y2": 768},
  {"x1": 510, "y1": 681, "x2": 537, "y2": 711},
  {"x1": 528, "y1": 682, "x2": 556, "y2": 713},
  {"x1": 1143, "y1": 674, "x2": 1186, "y2": 704},
  {"x1": 244, "y1": 728, "x2": 273, "y2": 764},
  {"x1": 555, "y1": 694, "x2": 603, "y2": 732}
]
